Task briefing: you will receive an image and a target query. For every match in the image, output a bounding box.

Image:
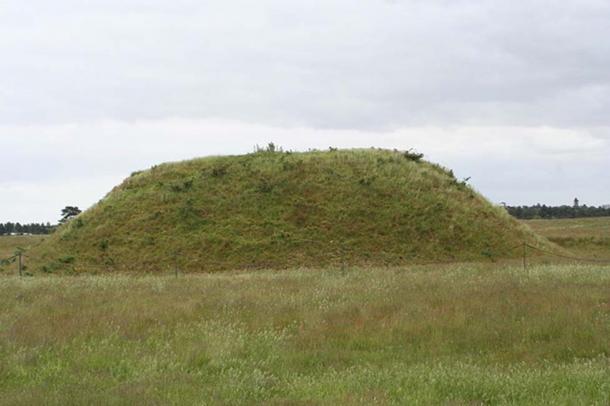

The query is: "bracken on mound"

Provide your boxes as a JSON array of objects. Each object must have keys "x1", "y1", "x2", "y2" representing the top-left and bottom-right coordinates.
[{"x1": 31, "y1": 148, "x2": 547, "y2": 273}]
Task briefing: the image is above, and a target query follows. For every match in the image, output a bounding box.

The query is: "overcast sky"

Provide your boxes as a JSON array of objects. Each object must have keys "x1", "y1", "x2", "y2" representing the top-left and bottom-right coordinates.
[{"x1": 2, "y1": 0, "x2": 610, "y2": 223}]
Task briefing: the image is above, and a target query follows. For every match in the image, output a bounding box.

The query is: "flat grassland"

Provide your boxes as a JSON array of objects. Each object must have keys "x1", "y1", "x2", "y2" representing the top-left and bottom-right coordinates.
[
  {"x1": 0, "y1": 235, "x2": 45, "y2": 259},
  {"x1": 0, "y1": 222, "x2": 609, "y2": 405},
  {"x1": 525, "y1": 217, "x2": 610, "y2": 258}
]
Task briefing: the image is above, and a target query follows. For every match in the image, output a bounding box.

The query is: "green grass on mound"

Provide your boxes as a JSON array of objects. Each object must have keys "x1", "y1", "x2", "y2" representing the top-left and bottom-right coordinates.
[{"x1": 30, "y1": 149, "x2": 546, "y2": 273}]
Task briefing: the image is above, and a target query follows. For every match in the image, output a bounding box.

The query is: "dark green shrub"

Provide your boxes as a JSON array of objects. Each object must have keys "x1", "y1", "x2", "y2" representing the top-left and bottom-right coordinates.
[
  {"x1": 41, "y1": 265, "x2": 54, "y2": 273},
  {"x1": 359, "y1": 176, "x2": 375, "y2": 186},
  {"x1": 58, "y1": 256, "x2": 75, "y2": 264},
  {"x1": 169, "y1": 178, "x2": 194, "y2": 192},
  {"x1": 258, "y1": 179, "x2": 274, "y2": 193},
  {"x1": 99, "y1": 239, "x2": 109, "y2": 252},
  {"x1": 211, "y1": 166, "x2": 227, "y2": 178},
  {"x1": 255, "y1": 142, "x2": 283, "y2": 153},
  {"x1": 403, "y1": 149, "x2": 424, "y2": 162}
]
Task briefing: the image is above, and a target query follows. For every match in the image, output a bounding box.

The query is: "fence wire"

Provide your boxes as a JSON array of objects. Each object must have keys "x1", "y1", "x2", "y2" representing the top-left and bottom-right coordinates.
[
  {"x1": 521, "y1": 243, "x2": 610, "y2": 264},
  {"x1": 3, "y1": 241, "x2": 610, "y2": 277},
  {"x1": 0, "y1": 255, "x2": 17, "y2": 264}
]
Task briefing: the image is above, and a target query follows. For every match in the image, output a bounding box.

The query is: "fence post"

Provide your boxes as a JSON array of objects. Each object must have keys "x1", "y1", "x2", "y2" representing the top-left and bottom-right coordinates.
[
  {"x1": 522, "y1": 242, "x2": 527, "y2": 271},
  {"x1": 18, "y1": 251, "x2": 23, "y2": 277},
  {"x1": 174, "y1": 253, "x2": 179, "y2": 278}
]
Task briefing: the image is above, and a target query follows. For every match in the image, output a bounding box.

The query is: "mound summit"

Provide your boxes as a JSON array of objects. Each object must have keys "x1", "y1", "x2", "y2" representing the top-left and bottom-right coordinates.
[{"x1": 33, "y1": 148, "x2": 544, "y2": 273}]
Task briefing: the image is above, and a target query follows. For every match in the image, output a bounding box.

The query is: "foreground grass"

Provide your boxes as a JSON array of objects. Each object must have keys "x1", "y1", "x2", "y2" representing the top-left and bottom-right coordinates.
[{"x1": 1, "y1": 264, "x2": 609, "y2": 405}]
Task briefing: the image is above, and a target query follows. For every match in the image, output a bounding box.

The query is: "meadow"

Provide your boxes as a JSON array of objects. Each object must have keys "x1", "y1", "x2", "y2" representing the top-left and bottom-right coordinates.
[
  {"x1": 526, "y1": 217, "x2": 610, "y2": 259},
  {"x1": 0, "y1": 219, "x2": 609, "y2": 404},
  {"x1": 0, "y1": 265, "x2": 608, "y2": 404},
  {"x1": 0, "y1": 235, "x2": 45, "y2": 260}
]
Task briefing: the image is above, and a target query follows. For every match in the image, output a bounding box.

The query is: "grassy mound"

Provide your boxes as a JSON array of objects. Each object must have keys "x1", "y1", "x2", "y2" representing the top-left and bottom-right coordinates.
[{"x1": 31, "y1": 148, "x2": 545, "y2": 273}]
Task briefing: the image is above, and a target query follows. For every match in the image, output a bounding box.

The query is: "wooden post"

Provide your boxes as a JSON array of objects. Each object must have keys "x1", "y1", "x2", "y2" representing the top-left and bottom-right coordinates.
[
  {"x1": 18, "y1": 252, "x2": 23, "y2": 277},
  {"x1": 174, "y1": 254, "x2": 179, "y2": 278},
  {"x1": 522, "y1": 242, "x2": 527, "y2": 271}
]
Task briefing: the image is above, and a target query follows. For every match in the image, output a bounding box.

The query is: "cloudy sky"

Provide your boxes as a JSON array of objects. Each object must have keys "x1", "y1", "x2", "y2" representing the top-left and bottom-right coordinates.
[{"x1": 2, "y1": 0, "x2": 610, "y2": 223}]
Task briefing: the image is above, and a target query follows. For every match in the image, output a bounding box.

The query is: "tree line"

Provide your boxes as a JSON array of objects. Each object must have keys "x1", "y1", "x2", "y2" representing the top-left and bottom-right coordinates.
[
  {"x1": 0, "y1": 222, "x2": 54, "y2": 235},
  {"x1": 0, "y1": 206, "x2": 82, "y2": 235},
  {"x1": 506, "y1": 204, "x2": 610, "y2": 220}
]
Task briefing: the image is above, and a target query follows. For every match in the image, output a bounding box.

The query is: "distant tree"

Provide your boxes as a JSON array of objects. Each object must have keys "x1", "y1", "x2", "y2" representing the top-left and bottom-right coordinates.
[
  {"x1": 0, "y1": 222, "x2": 54, "y2": 235},
  {"x1": 506, "y1": 202, "x2": 610, "y2": 219},
  {"x1": 60, "y1": 206, "x2": 82, "y2": 224}
]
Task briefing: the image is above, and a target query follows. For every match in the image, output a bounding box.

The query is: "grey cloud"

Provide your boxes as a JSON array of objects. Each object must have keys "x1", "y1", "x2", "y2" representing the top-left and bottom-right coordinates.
[
  {"x1": 2, "y1": 1, "x2": 610, "y2": 222},
  {"x1": 1, "y1": 0, "x2": 610, "y2": 128}
]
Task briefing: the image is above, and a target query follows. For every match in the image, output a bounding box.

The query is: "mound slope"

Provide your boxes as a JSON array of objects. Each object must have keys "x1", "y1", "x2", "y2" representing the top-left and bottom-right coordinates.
[{"x1": 32, "y1": 149, "x2": 545, "y2": 272}]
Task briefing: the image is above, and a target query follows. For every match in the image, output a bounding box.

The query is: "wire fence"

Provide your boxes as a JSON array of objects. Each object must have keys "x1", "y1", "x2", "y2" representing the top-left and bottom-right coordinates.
[
  {"x1": 0, "y1": 254, "x2": 17, "y2": 264},
  {"x1": 519, "y1": 243, "x2": 610, "y2": 265},
  {"x1": 0, "y1": 252, "x2": 24, "y2": 276},
  {"x1": 2, "y1": 241, "x2": 610, "y2": 277}
]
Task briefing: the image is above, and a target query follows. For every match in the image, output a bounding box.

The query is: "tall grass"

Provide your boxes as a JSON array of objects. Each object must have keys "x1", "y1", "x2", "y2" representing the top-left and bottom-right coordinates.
[{"x1": 1, "y1": 264, "x2": 608, "y2": 404}]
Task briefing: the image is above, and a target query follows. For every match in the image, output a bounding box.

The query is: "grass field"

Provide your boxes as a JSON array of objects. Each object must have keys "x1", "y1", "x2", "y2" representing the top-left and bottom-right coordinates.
[
  {"x1": 0, "y1": 235, "x2": 45, "y2": 260},
  {"x1": 1, "y1": 264, "x2": 609, "y2": 405},
  {"x1": 525, "y1": 217, "x2": 610, "y2": 259},
  {"x1": 1, "y1": 221, "x2": 609, "y2": 404}
]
